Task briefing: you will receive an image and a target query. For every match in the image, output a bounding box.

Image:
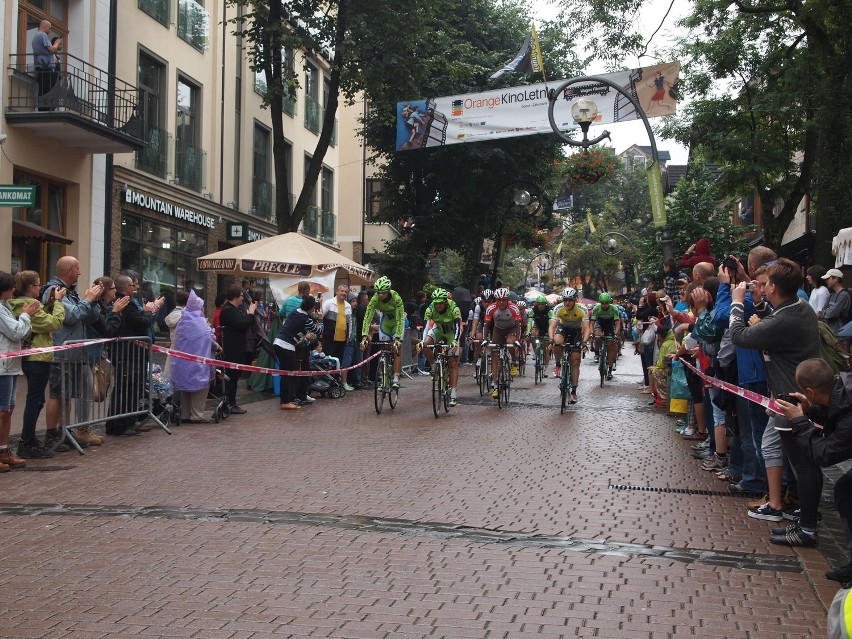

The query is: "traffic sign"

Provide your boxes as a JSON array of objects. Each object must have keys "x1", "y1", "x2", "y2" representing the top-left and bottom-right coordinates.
[{"x1": 0, "y1": 185, "x2": 35, "y2": 207}]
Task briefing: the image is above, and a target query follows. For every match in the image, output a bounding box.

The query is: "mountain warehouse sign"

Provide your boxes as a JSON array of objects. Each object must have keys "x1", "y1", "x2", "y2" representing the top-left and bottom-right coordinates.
[{"x1": 124, "y1": 187, "x2": 216, "y2": 229}]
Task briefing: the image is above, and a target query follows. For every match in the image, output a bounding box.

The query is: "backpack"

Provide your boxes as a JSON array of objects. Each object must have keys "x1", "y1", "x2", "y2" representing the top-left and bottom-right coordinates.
[{"x1": 818, "y1": 320, "x2": 850, "y2": 374}]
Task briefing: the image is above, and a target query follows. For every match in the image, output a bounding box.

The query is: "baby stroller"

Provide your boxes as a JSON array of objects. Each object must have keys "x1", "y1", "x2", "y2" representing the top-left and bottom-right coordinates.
[
  {"x1": 308, "y1": 358, "x2": 346, "y2": 399},
  {"x1": 148, "y1": 364, "x2": 180, "y2": 426},
  {"x1": 208, "y1": 355, "x2": 231, "y2": 422}
]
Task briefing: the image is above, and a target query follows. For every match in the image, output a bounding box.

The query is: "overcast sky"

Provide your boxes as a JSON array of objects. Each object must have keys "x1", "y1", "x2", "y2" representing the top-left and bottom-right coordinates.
[{"x1": 533, "y1": 0, "x2": 691, "y2": 164}]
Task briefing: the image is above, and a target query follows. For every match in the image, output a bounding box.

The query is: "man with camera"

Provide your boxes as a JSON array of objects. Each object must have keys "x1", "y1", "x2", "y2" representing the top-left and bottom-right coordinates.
[
  {"x1": 729, "y1": 258, "x2": 822, "y2": 545},
  {"x1": 775, "y1": 358, "x2": 852, "y2": 583}
]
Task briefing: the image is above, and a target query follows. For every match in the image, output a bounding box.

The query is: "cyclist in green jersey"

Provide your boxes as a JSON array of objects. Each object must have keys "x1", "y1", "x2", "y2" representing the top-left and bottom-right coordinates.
[
  {"x1": 591, "y1": 292, "x2": 622, "y2": 380},
  {"x1": 418, "y1": 288, "x2": 463, "y2": 406},
  {"x1": 360, "y1": 276, "x2": 405, "y2": 389}
]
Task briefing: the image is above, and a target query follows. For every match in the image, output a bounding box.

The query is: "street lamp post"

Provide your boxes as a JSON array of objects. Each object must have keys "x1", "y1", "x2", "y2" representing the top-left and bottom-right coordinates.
[
  {"x1": 600, "y1": 231, "x2": 639, "y2": 292},
  {"x1": 490, "y1": 182, "x2": 549, "y2": 287},
  {"x1": 547, "y1": 77, "x2": 673, "y2": 261}
]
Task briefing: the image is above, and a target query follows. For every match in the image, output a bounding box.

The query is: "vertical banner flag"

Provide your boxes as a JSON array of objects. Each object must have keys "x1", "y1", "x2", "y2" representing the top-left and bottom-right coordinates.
[
  {"x1": 490, "y1": 29, "x2": 537, "y2": 80},
  {"x1": 530, "y1": 24, "x2": 544, "y2": 77},
  {"x1": 396, "y1": 61, "x2": 680, "y2": 152},
  {"x1": 646, "y1": 161, "x2": 667, "y2": 227}
]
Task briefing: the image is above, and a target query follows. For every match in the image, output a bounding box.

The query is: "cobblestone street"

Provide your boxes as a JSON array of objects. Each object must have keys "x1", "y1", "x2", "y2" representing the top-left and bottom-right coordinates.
[{"x1": 0, "y1": 351, "x2": 842, "y2": 638}]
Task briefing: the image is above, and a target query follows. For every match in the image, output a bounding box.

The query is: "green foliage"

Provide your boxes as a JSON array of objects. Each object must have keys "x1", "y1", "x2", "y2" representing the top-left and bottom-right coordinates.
[{"x1": 436, "y1": 249, "x2": 465, "y2": 286}]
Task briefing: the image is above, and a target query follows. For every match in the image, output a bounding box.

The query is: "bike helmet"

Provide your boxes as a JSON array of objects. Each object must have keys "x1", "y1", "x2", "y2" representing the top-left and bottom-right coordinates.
[
  {"x1": 473, "y1": 297, "x2": 482, "y2": 306},
  {"x1": 431, "y1": 287, "x2": 449, "y2": 302},
  {"x1": 483, "y1": 288, "x2": 493, "y2": 301},
  {"x1": 536, "y1": 295, "x2": 547, "y2": 304},
  {"x1": 374, "y1": 276, "x2": 392, "y2": 292},
  {"x1": 599, "y1": 292, "x2": 613, "y2": 304},
  {"x1": 494, "y1": 287, "x2": 510, "y2": 299},
  {"x1": 563, "y1": 288, "x2": 578, "y2": 301},
  {"x1": 518, "y1": 300, "x2": 527, "y2": 309}
]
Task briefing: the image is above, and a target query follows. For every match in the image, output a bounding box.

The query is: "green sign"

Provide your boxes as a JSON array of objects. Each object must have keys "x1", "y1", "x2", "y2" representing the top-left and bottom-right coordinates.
[
  {"x1": 646, "y1": 161, "x2": 667, "y2": 227},
  {"x1": 0, "y1": 185, "x2": 35, "y2": 207},
  {"x1": 226, "y1": 222, "x2": 249, "y2": 241}
]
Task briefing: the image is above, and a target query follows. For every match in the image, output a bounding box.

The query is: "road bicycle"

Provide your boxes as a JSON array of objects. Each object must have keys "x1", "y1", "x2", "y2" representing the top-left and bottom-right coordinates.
[
  {"x1": 491, "y1": 342, "x2": 513, "y2": 409},
  {"x1": 373, "y1": 343, "x2": 399, "y2": 414},
  {"x1": 558, "y1": 338, "x2": 583, "y2": 414},
  {"x1": 532, "y1": 336, "x2": 549, "y2": 384},
  {"x1": 476, "y1": 341, "x2": 491, "y2": 396},
  {"x1": 598, "y1": 334, "x2": 616, "y2": 387},
  {"x1": 427, "y1": 343, "x2": 452, "y2": 418}
]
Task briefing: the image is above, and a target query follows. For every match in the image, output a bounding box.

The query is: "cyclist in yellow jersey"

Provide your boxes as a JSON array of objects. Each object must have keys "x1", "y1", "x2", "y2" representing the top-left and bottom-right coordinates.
[{"x1": 549, "y1": 288, "x2": 590, "y2": 404}]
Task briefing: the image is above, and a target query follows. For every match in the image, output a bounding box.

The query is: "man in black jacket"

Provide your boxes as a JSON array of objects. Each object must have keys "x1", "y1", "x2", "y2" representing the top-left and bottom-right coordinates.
[
  {"x1": 776, "y1": 358, "x2": 852, "y2": 585},
  {"x1": 220, "y1": 284, "x2": 257, "y2": 414}
]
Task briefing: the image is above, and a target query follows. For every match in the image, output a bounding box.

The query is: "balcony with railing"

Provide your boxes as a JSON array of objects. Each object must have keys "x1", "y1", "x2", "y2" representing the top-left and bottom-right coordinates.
[
  {"x1": 139, "y1": 0, "x2": 169, "y2": 25},
  {"x1": 135, "y1": 126, "x2": 171, "y2": 178},
  {"x1": 320, "y1": 209, "x2": 335, "y2": 244},
  {"x1": 302, "y1": 205, "x2": 320, "y2": 238},
  {"x1": 173, "y1": 139, "x2": 206, "y2": 191},
  {"x1": 305, "y1": 96, "x2": 320, "y2": 133},
  {"x1": 251, "y1": 177, "x2": 275, "y2": 222},
  {"x1": 177, "y1": 0, "x2": 209, "y2": 51},
  {"x1": 5, "y1": 53, "x2": 144, "y2": 153}
]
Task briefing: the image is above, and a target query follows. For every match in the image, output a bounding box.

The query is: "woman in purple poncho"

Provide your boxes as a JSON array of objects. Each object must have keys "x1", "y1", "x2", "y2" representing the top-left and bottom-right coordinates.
[{"x1": 170, "y1": 290, "x2": 217, "y2": 423}]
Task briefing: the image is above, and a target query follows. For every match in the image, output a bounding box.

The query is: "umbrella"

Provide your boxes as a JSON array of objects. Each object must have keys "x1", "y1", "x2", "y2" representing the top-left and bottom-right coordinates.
[
  {"x1": 838, "y1": 320, "x2": 852, "y2": 340},
  {"x1": 452, "y1": 286, "x2": 473, "y2": 319},
  {"x1": 545, "y1": 293, "x2": 560, "y2": 305},
  {"x1": 580, "y1": 298, "x2": 597, "y2": 307},
  {"x1": 524, "y1": 288, "x2": 544, "y2": 300},
  {"x1": 196, "y1": 232, "x2": 375, "y2": 285}
]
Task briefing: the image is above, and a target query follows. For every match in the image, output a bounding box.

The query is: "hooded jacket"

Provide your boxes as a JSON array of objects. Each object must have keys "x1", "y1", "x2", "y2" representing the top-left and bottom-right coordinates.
[
  {"x1": 679, "y1": 237, "x2": 717, "y2": 269},
  {"x1": 791, "y1": 372, "x2": 852, "y2": 467},
  {"x1": 41, "y1": 275, "x2": 100, "y2": 361},
  {"x1": 8, "y1": 297, "x2": 65, "y2": 363},
  {"x1": 0, "y1": 300, "x2": 32, "y2": 375}
]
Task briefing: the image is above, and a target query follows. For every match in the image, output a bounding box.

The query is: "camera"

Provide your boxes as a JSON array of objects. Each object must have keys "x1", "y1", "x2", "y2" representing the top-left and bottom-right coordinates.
[
  {"x1": 722, "y1": 256, "x2": 740, "y2": 272},
  {"x1": 776, "y1": 393, "x2": 799, "y2": 405},
  {"x1": 745, "y1": 282, "x2": 754, "y2": 291}
]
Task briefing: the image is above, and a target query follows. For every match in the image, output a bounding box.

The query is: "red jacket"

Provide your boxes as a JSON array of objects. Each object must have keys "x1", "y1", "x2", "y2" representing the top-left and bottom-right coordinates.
[{"x1": 680, "y1": 237, "x2": 717, "y2": 269}]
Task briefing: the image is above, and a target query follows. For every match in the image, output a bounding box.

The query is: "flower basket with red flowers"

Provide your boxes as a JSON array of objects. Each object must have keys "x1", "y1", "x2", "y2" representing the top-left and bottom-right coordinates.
[{"x1": 563, "y1": 149, "x2": 617, "y2": 185}]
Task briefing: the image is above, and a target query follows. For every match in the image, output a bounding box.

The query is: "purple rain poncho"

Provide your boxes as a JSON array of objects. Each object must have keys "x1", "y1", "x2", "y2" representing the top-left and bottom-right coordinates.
[{"x1": 170, "y1": 290, "x2": 214, "y2": 392}]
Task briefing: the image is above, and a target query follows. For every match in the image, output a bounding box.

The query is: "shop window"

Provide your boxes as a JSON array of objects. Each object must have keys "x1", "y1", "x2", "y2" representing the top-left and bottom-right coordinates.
[{"x1": 11, "y1": 172, "x2": 67, "y2": 278}]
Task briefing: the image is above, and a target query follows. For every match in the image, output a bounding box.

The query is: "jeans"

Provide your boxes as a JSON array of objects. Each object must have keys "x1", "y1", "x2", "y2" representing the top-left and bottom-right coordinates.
[
  {"x1": 780, "y1": 430, "x2": 823, "y2": 529},
  {"x1": 734, "y1": 394, "x2": 767, "y2": 493},
  {"x1": 342, "y1": 342, "x2": 362, "y2": 386},
  {"x1": 21, "y1": 360, "x2": 51, "y2": 444}
]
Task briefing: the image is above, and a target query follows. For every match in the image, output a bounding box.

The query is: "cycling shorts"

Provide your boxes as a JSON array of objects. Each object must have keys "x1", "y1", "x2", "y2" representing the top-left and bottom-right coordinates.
[
  {"x1": 595, "y1": 319, "x2": 616, "y2": 337},
  {"x1": 555, "y1": 326, "x2": 583, "y2": 351},
  {"x1": 489, "y1": 325, "x2": 518, "y2": 347},
  {"x1": 531, "y1": 319, "x2": 550, "y2": 336}
]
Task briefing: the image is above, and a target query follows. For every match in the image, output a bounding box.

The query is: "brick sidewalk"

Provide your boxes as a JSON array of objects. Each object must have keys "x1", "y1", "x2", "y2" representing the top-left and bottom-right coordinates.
[{"x1": 0, "y1": 351, "x2": 842, "y2": 637}]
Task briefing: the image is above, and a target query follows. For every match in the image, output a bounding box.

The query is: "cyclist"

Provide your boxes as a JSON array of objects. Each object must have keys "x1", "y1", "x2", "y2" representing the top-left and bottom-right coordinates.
[
  {"x1": 591, "y1": 292, "x2": 622, "y2": 381},
  {"x1": 468, "y1": 289, "x2": 493, "y2": 378},
  {"x1": 360, "y1": 276, "x2": 405, "y2": 389},
  {"x1": 483, "y1": 287, "x2": 522, "y2": 399},
  {"x1": 528, "y1": 295, "x2": 553, "y2": 367},
  {"x1": 419, "y1": 288, "x2": 462, "y2": 406},
  {"x1": 548, "y1": 288, "x2": 589, "y2": 404}
]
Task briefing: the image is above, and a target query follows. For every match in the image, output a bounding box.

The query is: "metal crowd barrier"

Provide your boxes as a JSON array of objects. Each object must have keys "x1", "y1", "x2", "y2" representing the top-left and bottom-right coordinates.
[
  {"x1": 58, "y1": 336, "x2": 171, "y2": 454},
  {"x1": 401, "y1": 326, "x2": 417, "y2": 373}
]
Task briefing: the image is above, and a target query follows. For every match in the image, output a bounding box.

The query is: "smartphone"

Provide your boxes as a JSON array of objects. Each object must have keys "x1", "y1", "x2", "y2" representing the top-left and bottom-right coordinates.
[{"x1": 776, "y1": 393, "x2": 799, "y2": 405}]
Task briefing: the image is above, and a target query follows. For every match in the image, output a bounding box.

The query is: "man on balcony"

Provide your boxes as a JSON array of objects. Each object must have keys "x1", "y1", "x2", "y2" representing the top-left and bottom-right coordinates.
[{"x1": 32, "y1": 20, "x2": 62, "y2": 111}]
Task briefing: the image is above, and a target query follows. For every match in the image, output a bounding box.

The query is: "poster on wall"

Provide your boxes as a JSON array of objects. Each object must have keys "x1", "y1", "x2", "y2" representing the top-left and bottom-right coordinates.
[
  {"x1": 267, "y1": 271, "x2": 337, "y2": 310},
  {"x1": 396, "y1": 61, "x2": 680, "y2": 151}
]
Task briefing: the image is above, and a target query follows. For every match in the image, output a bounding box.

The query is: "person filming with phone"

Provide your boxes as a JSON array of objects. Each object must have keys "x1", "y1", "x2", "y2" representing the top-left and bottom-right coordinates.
[{"x1": 775, "y1": 358, "x2": 852, "y2": 584}]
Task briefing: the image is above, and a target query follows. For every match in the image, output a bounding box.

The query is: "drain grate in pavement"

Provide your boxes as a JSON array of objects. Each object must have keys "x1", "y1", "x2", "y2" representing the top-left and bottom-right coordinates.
[
  {"x1": 611, "y1": 484, "x2": 760, "y2": 498},
  {"x1": 23, "y1": 465, "x2": 77, "y2": 472},
  {"x1": 0, "y1": 502, "x2": 801, "y2": 573}
]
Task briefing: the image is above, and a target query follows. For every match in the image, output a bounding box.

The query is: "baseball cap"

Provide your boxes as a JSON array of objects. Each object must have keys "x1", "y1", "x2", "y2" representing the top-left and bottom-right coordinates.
[{"x1": 823, "y1": 268, "x2": 844, "y2": 280}]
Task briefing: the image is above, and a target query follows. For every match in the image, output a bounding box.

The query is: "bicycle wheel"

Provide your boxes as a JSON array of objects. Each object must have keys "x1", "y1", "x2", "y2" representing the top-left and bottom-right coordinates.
[
  {"x1": 442, "y1": 364, "x2": 450, "y2": 413},
  {"x1": 534, "y1": 346, "x2": 542, "y2": 384},
  {"x1": 599, "y1": 346, "x2": 607, "y2": 387},
  {"x1": 432, "y1": 360, "x2": 443, "y2": 418},
  {"x1": 477, "y1": 352, "x2": 487, "y2": 396},
  {"x1": 560, "y1": 358, "x2": 569, "y2": 414},
  {"x1": 388, "y1": 370, "x2": 399, "y2": 409},
  {"x1": 374, "y1": 357, "x2": 386, "y2": 414},
  {"x1": 518, "y1": 346, "x2": 526, "y2": 377},
  {"x1": 501, "y1": 357, "x2": 511, "y2": 406}
]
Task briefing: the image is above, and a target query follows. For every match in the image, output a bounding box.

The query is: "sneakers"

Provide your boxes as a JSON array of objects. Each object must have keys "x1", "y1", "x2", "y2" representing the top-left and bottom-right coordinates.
[
  {"x1": 569, "y1": 388, "x2": 578, "y2": 404},
  {"x1": 43, "y1": 429, "x2": 70, "y2": 452},
  {"x1": 826, "y1": 562, "x2": 852, "y2": 584},
  {"x1": 491, "y1": 387, "x2": 499, "y2": 399},
  {"x1": 0, "y1": 447, "x2": 26, "y2": 469},
  {"x1": 228, "y1": 405, "x2": 247, "y2": 415},
  {"x1": 783, "y1": 507, "x2": 800, "y2": 522},
  {"x1": 448, "y1": 396, "x2": 457, "y2": 407},
  {"x1": 552, "y1": 365, "x2": 561, "y2": 379},
  {"x1": 301, "y1": 395, "x2": 316, "y2": 403},
  {"x1": 701, "y1": 454, "x2": 728, "y2": 471},
  {"x1": 605, "y1": 372, "x2": 613, "y2": 381},
  {"x1": 769, "y1": 523, "x2": 817, "y2": 547},
  {"x1": 748, "y1": 502, "x2": 785, "y2": 522},
  {"x1": 16, "y1": 439, "x2": 55, "y2": 459},
  {"x1": 343, "y1": 383, "x2": 355, "y2": 392},
  {"x1": 691, "y1": 439, "x2": 710, "y2": 450},
  {"x1": 74, "y1": 425, "x2": 103, "y2": 446},
  {"x1": 510, "y1": 365, "x2": 519, "y2": 377}
]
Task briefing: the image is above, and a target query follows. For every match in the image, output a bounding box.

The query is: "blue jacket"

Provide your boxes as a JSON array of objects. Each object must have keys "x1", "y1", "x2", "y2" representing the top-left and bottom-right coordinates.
[{"x1": 713, "y1": 283, "x2": 767, "y2": 386}]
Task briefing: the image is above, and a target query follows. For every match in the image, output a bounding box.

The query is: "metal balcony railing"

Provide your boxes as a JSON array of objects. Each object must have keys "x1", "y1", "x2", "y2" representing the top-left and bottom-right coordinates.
[
  {"x1": 139, "y1": 0, "x2": 169, "y2": 25},
  {"x1": 174, "y1": 139, "x2": 206, "y2": 191},
  {"x1": 252, "y1": 178, "x2": 275, "y2": 222},
  {"x1": 6, "y1": 53, "x2": 141, "y2": 136},
  {"x1": 135, "y1": 126, "x2": 171, "y2": 178},
  {"x1": 320, "y1": 209, "x2": 335, "y2": 244},
  {"x1": 177, "y1": 0, "x2": 209, "y2": 51},
  {"x1": 304, "y1": 96, "x2": 320, "y2": 133},
  {"x1": 303, "y1": 205, "x2": 319, "y2": 237}
]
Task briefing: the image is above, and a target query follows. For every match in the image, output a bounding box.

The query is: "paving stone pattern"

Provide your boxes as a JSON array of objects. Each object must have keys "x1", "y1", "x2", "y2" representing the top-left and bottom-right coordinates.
[{"x1": 0, "y1": 352, "x2": 842, "y2": 637}]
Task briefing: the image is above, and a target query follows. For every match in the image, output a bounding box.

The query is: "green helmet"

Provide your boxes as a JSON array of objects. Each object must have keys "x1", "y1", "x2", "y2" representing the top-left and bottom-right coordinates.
[
  {"x1": 432, "y1": 287, "x2": 448, "y2": 302},
  {"x1": 536, "y1": 295, "x2": 547, "y2": 304},
  {"x1": 599, "y1": 292, "x2": 613, "y2": 304},
  {"x1": 374, "y1": 276, "x2": 392, "y2": 292}
]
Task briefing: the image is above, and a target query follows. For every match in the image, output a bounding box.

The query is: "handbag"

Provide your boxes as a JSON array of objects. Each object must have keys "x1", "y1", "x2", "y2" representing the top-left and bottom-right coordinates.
[
  {"x1": 641, "y1": 324, "x2": 657, "y2": 346},
  {"x1": 92, "y1": 354, "x2": 114, "y2": 403}
]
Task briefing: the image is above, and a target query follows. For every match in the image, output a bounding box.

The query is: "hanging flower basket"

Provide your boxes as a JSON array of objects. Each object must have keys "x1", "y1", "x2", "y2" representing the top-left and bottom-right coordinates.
[{"x1": 563, "y1": 149, "x2": 617, "y2": 185}]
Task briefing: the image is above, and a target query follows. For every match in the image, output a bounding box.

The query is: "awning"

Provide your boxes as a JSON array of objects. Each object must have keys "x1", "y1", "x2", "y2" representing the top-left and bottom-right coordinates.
[
  {"x1": 778, "y1": 231, "x2": 815, "y2": 265},
  {"x1": 12, "y1": 220, "x2": 73, "y2": 245}
]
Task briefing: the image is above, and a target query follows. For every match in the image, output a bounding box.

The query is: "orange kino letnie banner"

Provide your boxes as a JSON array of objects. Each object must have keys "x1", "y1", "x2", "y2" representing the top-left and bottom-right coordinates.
[{"x1": 396, "y1": 61, "x2": 680, "y2": 152}]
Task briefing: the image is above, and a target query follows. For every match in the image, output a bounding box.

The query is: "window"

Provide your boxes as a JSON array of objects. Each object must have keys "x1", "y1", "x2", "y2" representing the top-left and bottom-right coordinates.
[
  {"x1": 252, "y1": 124, "x2": 272, "y2": 220},
  {"x1": 139, "y1": 0, "x2": 169, "y2": 26},
  {"x1": 302, "y1": 155, "x2": 318, "y2": 237},
  {"x1": 11, "y1": 172, "x2": 67, "y2": 278},
  {"x1": 365, "y1": 178, "x2": 387, "y2": 222},
  {"x1": 320, "y1": 167, "x2": 334, "y2": 244},
  {"x1": 177, "y1": 0, "x2": 209, "y2": 50},
  {"x1": 254, "y1": 48, "x2": 296, "y2": 116},
  {"x1": 175, "y1": 75, "x2": 204, "y2": 191},
  {"x1": 18, "y1": 1, "x2": 69, "y2": 67},
  {"x1": 136, "y1": 51, "x2": 168, "y2": 177},
  {"x1": 304, "y1": 62, "x2": 320, "y2": 133}
]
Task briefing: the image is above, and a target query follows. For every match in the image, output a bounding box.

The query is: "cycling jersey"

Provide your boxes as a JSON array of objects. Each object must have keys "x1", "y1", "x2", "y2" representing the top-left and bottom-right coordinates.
[
  {"x1": 552, "y1": 302, "x2": 588, "y2": 328},
  {"x1": 362, "y1": 290, "x2": 405, "y2": 340},
  {"x1": 424, "y1": 300, "x2": 462, "y2": 342},
  {"x1": 484, "y1": 302, "x2": 521, "y2": 331},
  {"x1": 529, "y1": 304, "x2": 552, "y2": 332},
  {"x1": 591, "y1": 304, "x2": 621, "y2": 334}
]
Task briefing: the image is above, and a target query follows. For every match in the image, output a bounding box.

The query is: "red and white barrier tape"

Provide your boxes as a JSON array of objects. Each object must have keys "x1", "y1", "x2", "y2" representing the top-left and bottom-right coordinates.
[
  {"x1": 149, "y1": 343, "x2": 382, "y2": 377},
  {"x1": 0, "y1": 337, "x2": 115, "y2": 360},
  {"x1": 678, "y1": 358, "x2": 822, "y2": 430}
]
